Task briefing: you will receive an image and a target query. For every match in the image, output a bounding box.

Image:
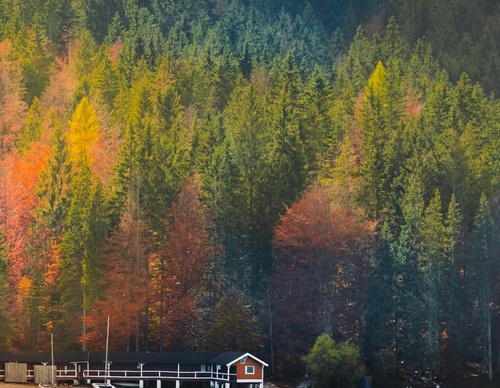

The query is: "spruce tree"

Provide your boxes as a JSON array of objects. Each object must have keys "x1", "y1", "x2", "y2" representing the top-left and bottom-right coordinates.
[
  {"x1": 395, "y1": 172, "x2": 425, "y2": 367},
  {"x1": 420, "y1": 189, "x2": 446, "y2": 376},
  {"x1": 18, "y1": 96, "x2": 43, "y2": 154},
  {"x1": 362, "y1": 221, "x2": 398, "y2": 368},
  {"x1": 0, "y1": 228, "x2": 13, "y2": 348},
  {"x1": 471, "y1": 193, "x2": 494, "y2": 380},
  {"x1": 58, "y1": 164, "x2": 108, "y2": 350}
]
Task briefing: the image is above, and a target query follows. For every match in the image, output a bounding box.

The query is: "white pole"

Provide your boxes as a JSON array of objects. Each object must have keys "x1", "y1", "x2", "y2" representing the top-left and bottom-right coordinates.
[
  {"x1": 105, "y1": 316, "x2": 110, "y2": 385},
  {"x1": 51, "y1": 333, "x2": 55, "y2": 386}
]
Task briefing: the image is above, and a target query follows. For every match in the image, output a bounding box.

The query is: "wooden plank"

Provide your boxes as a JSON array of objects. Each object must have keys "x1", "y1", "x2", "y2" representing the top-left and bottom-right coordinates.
[
  {"x1": 5, "y1": 363, "x2": 27, "y2": 383},
  {"x1": 34, "y1": 365, "x2": 57, "y2": 384}
]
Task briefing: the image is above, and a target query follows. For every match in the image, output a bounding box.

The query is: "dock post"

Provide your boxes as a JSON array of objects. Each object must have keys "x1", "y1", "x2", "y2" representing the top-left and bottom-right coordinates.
[
  {"x1": 157, "y1": 380, "x2": 161, "y2": 388},
  {"x1": 175, "y1": 380, "x2": 180, "y2": 388},
  {"x1": 139, "y1": 380, "x2": 144, "y2": 388}
]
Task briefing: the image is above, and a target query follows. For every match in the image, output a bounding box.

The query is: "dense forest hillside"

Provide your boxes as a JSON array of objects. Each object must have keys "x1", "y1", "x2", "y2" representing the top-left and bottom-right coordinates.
[{"x1": 1, "y1": 0, "x2": 500, "y2": 386}]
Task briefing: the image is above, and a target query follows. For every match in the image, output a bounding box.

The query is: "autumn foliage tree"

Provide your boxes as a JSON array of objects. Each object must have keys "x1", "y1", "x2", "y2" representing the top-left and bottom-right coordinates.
[
  {"x1": 83, "y1": 201, "x2": 149, "y2": 351},
  {"x1": 271, "y1": 184, "x2": 375, "y2": 363},
  {"x1": 152, "y1": 174, "x2": 217, "y2": 351}
]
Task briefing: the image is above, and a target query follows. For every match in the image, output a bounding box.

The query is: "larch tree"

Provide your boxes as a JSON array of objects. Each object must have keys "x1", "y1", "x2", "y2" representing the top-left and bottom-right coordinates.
[
  {"x1": 155, "y1": 175, "x2": 216, "y2": 351},
  {"x1": 68, "y1": 97, "x2": 100, "y2": 166},
  {"x1": 83, "y1": 199, "x2": 149, "y2": 352}
]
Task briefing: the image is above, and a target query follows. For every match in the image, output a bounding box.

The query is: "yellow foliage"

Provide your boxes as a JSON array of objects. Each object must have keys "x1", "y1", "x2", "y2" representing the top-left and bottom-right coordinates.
[
  {"x1": 17, "y1": 276, "x2": 32, "y2": 301},
  {"x1": 68, "y1": 97, "x2": 99, "y2": 165},
  {"x1": 364, "y1": 60, "x2": 386, "y2": 103}
]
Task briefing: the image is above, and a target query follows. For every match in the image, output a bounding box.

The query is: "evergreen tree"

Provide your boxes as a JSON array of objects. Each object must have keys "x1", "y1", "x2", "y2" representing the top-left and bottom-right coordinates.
[
  {"x1": 420, "y1": 189, "x2": 446, "y2": 376},
  {"x1": 57, "y1": 164, "x2": 108, "y2": 350},
  {"x1": 0, "y1": 228, "x2": 13, "y2": 348},
  {"x1": 36, "y1": 111, "x2": 73, "y2": 236},
  {"x1": 395, "y1": 172, "x2": 425, "y2": 366},
  {"x1": 362, "y1": 221, "x2": 398, "y2": 368},
  {"x1": 471, "y1": 193, "x2": 494, "y2": 380},
  {"x1": 17, "y1": 96, "x2": 43, "y2": 154},
  {"x1": 217, "y1": 77, "x2": 271, "y2": 291},
  {"x1": 359, "y1": 59, "x2": 404, "y2": 218},
  {"x1": 444, "y1": 194, "x2": 466, "y2": 360}
]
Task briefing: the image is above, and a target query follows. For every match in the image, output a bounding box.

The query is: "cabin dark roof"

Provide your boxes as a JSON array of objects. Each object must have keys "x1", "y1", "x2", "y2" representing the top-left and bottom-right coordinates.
[
  {"x1": 210, "y1": 352, "x2": 245, "y2": 365},
  {"x1": 0, "y1": 351, "x2": 259, "y2": 366}
]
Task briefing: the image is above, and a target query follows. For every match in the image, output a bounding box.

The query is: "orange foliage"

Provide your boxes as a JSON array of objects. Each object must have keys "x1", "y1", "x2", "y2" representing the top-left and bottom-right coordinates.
[
  {"x1": 44, "y1": 238, "x2": 62, "y2": 286},
  {"x1": 274, "y1": 184, "x2": 374, "y2": 261},
  {"x1": 0, "y1": 40, "x2": 13, "y2": 59},
  {"x1": 271, "y1": 184, "x2": 375, "y2": 352},
  {"x1": 0, "y1": 143, "x2": 49, "y2": 287},
  {"x1": 83, "y1": 202, "x2": 149, "y2": 351}
]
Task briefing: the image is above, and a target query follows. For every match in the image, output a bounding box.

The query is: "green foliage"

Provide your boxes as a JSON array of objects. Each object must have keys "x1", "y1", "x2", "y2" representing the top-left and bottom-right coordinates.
[
  {"x1": 0, "y1": 228, "x2": 14, "y2": 348},
  {"x1": 57, "y1": 165, "x2": 108, "y2": 348},
  {"x1": 303, "y1": 334, "x2": 365, "y2": 388},
  {"x1": 36, "y1": 111, "x2": 73, "y2": 236},
  {"x1": 18, "y1": 96, "x2": 43, "y2": 153},
  {"x1": 2, "y1": 0, "x2": 500, "y2": 379},
  {"x1": 362, "y1": 222, "x2": 398, "y2": 365},
  {"x1": 204, "y1": 289, "x2": 261, "y2": 352}
]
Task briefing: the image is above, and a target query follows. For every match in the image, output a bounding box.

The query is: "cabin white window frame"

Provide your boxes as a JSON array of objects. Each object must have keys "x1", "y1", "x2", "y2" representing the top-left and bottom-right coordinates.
[{"x1": 245, "y1": 366, "x2": 255, "y2": 375}]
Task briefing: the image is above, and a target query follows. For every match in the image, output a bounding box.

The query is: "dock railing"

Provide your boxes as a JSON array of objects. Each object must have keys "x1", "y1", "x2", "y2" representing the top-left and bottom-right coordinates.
[
  {"x1": 84, "y1": 368, "x2": 234, "y2": 382},
  {"x1": 1, "y1": 367, "x2": 236, "y2": 383}
]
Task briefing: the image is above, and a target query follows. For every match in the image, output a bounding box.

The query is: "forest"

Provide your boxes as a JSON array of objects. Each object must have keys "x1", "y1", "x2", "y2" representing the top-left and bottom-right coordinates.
[{"x1": 1, "y1": 0, "x2": 500, "y2": 386}]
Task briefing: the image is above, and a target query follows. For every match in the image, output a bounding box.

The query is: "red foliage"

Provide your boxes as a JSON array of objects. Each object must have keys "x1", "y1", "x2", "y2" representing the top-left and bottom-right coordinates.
[
  {"x1": 271, "y1": 184, "x2": 375, "y2": 354},
  {"x1": 153, "y1": 174, "x2": 218, "y2": 350}
]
